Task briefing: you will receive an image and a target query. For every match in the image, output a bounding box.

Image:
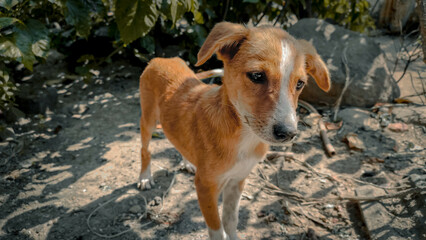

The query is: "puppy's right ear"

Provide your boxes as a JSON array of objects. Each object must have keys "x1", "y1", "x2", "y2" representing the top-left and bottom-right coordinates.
[{"x1": 195, "y1": 22, "x2": 247, "y2": 66}]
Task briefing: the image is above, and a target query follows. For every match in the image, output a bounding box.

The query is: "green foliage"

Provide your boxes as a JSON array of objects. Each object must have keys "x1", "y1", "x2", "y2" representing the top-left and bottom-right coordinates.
[
  {"x1": 0, "y1": 0, "x2": 377, "y2": 114},
  {"x1": 313, "y1": 0, "x2": 375, "y2": 33},
  {"x1": 115, "y1": 0, "x2": 159, "y2": 45},
  {"x1": 0, "y1": 68, "x2": 17, "y2": 111}
]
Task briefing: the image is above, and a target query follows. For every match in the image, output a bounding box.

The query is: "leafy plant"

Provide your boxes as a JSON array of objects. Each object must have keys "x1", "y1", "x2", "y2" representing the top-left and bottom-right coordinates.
[
  {"x1": 285, "y1": 0, "x2": 376, "y2": 33},
  {"x1": 0, "y1": 0, "x2": 201, "y2": 112},
  {"x1": 0, "y1": 68, "x2": 17, "y2": 111},
  {"x1": 0, "y1": 0, "x2": 377, "y2": 115}
]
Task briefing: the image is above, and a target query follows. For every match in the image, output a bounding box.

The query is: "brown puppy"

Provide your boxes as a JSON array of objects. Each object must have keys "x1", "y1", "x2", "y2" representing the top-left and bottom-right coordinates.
[{"x1": 138, "y1": 22, "x2": 330, "y2": 240}]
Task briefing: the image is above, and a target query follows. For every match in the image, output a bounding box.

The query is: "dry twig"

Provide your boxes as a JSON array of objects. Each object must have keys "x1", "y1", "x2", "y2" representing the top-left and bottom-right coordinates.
[
  {"x1": 267, "y1": 152, "x2": 411, "y2": 190},
  {"x1": 298, "y1": 100, "x2": 336, "y2": 157},
  {"x1": 407, "y1": 72, "x2": 423, "y2": 104},
  {"x1": 262, "y1": 176, "x2": 421, "y2": 205},
  {"x1": 262, "y1": 153, "x2": 421, "y2": 205}
]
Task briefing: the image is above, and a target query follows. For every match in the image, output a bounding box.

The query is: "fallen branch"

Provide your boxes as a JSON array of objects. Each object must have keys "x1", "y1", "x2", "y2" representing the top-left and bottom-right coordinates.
[
  {"x1": 299, "y1": 187, "x2": 422, "y2": 204},
  {"x1": 158, "y1": 172, "x2": 177, "y2": 213},
  {"x1": 267, "y1": 152, "x2": 411, "y2": 190},
  {"x1": 298, "y1": 100, "x2": 336, "y2": 157},
  {"x1": 293, "y1": 205, "x2": 333, "y2": 231},
  {"x1": 261, "y1": 176, "x2": 422, "y2": 205}
]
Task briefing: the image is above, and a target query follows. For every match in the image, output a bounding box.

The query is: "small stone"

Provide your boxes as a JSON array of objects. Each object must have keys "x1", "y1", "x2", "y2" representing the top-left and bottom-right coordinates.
[
  {"x1": 324, "y1": 204, "x2": 334, "y2": 209},
  {"x1": 149, "y1": 196, "x2": 162, "y2": 206},
  {"x1": 337, "y1": 108, "x2": 380, "y2": 131},
  {"x1": 129, "y1": 205, "x2": 142, "y2": 214},
  {"x1": 387, "y1": 122, "x2": 409, "y2": 132},
  {"x1": 257, "y1": 210, "x2": 266, "y2": 218},
  {"x1": 154, "y1": 196, "x2": 162, "y2": 205},
  {"x1": 343, "y1": 133, "x2": 365, "y2": 151}
]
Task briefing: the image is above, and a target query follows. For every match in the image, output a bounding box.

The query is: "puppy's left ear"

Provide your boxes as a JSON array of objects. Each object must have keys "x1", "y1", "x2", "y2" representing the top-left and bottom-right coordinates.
[{"x1": 298, "y1": 39, "x2": 331, "y2": 92}]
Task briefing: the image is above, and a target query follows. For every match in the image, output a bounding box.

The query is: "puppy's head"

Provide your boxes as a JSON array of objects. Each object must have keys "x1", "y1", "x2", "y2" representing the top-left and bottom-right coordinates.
[{"x1": 196, "y1": 22, "x2": 330, "y2": 145}]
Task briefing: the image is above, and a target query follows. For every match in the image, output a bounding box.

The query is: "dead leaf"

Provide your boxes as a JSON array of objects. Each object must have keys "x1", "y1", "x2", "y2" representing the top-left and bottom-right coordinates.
[
  {"x1": 372, "y1": 102, "x2": 387, "y2": 108},
  {"x1": 387, "y1": 122, "x2": 409, "y2": 132},
  {"x1": 303, "y1": 113, "x2": 321, "y2": 127},
  {"x1": 152, "y1": 132, "x2": 163, "y2": 139},
  {"x1": 324, "y1": 121, "x2": 343, "y2": 130},
  {"x1": 394, "y1": 98, "x2": 413, "y2": 104},
  {"x1": 343, "y1": 133, "x2": 365, "y2": 151},
  {"x1": 364, "y1": 157, "x2": 385, "y2": 164}
]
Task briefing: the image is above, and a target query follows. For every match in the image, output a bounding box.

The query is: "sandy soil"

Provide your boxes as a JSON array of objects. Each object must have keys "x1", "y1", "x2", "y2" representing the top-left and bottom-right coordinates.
[{"x1": 0, "y1": 36, "x2": 425, "y2": 240}]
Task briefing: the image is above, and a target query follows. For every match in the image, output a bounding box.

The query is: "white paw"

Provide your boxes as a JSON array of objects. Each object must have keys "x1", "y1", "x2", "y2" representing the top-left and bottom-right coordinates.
[
  {"x1": 209, "y1": 227, "x2": 228, "y2": 240},
  {"x1": 137, "y1": 175, "x2": 155, "y2": 190},
  {"x1": 180, "y1": 158, "x2": 196, "y2": 174}
]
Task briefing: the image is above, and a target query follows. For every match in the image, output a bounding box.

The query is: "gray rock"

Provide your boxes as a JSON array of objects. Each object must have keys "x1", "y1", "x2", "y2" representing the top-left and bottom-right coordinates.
[
  {"x1": 288, "y1": 19, "x2": 400, "y2": 107},
  {"x1": 129, "y1": 205, "x2": 142, "y2": 214},
  {"x1": 392, "y1": 105, "x2": 426, "y2": 126},
  {"x1": 338, "y1": 108, "x2": 380, "y2": 131}
]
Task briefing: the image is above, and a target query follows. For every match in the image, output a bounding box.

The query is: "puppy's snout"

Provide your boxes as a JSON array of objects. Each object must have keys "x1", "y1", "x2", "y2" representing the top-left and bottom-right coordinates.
[{"x1": 272, "y1": 123, "x2": 297, "y2": 141}]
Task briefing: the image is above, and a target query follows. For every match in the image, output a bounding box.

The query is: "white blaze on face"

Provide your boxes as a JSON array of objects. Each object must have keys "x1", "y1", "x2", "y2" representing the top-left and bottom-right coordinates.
[{"x1": 271, "y1": 41, "x2": 297, "y2": 130}]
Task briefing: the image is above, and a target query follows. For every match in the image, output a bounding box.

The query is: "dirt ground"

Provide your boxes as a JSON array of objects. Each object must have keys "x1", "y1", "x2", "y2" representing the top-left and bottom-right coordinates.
[{"x1": 0, "y1": 36, "x2": 425, "y2": 240}]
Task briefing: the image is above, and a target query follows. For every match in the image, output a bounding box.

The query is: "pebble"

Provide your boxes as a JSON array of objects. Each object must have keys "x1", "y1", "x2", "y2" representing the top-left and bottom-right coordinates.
[
  {"x1": 129, "y1": 205, "x2": 142, "y2": 214},
  {"x1": 149, "y1": 196, "x2": 162, "y2": 206}
]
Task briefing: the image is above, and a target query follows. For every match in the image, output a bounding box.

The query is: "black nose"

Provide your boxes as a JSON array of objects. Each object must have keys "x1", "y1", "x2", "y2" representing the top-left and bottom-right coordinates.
[{"x1": 273, "y1": 123, "x2": 297, "y2": 141}]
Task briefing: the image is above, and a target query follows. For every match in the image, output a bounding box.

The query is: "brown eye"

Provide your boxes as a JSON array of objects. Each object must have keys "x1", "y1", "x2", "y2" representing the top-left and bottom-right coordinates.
[
  {"x1": 296, "y1": 80, "x2": 305, "y2": 90},
  {"x1": 247, "y1": 72, "x2": 266, "y2": 84}
]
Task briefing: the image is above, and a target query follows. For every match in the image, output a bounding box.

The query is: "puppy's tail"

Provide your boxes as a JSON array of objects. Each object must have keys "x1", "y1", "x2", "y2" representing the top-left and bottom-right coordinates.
[{"x1": 195, "y1": 69, "x2": 224, "y2": 80}]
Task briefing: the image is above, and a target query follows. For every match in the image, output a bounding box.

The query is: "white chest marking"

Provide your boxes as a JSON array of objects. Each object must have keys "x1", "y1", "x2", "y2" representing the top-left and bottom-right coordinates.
[{"x1": 220, "y1": 128, "x2": 264, "y2": 184}]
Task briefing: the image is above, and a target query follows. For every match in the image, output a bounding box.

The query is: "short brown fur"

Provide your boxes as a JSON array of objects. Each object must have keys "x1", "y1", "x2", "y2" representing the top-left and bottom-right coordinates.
[{"x1": 138, "y1": 22, "x2": 330, "y2": 239}]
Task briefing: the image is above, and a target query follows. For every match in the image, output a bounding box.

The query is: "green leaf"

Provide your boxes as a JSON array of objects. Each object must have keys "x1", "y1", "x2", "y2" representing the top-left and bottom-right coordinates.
[
  {"x1": 193, "y1": 10, "x2": 204, "y2": 24},
  {"x1": 0, "y1": 0, "x2": 20, "y2": 10},
  {"x1": 14, "y1": 23, "x2": 37, "y2": 70},
  {"x1": 0, "y1": 17, "x2": 21, "y2": 29},
  {"x1": 0, "y1": 69, "x2": 9, "y2": 82},
  {"x1": 243, "y1": 0, "x2": 259, "y2": 3},
  {"x1": 140, "y1": 35, "x2": 155, "y2": 54},
  {"x1": 82, "y1": 0, "x2": 105, "y2": 13},
  {"x1": 115, "y1": 0, "x2": 159, "y2": 45},
  {"x1": 0, "y1": 36, "x2": 35, "y2": 71},
  {"x1": 335, "y1": 4, "x2": 345, "y2": 14},
  {"x1": 0, "y1": 38, "x2": 21, "y2": 59},
  {"x1": 158, "y1": 0, "x2": 198, "y2": 26},
  {"x1": 0, "y1": 20, "x2": 49, "y2": 71},
  {"x1": 25, "y1": 19, "x2": 50, "y2": 58},
  {"x1": 170, "y1": 0, "x2": 183, "y2": 25},
  {"x1": 64, "y1": 0, "x2": 92, "y2": 38}
]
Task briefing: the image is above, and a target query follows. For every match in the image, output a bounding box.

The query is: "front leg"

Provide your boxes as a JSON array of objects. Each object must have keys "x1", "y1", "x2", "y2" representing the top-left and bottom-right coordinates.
[
  {"x1": 222, "y1": 179, "x2": 245, "y2": 240},
  {"x1": 195, "y1": 174, "x2": 226, "y2": 240}
]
